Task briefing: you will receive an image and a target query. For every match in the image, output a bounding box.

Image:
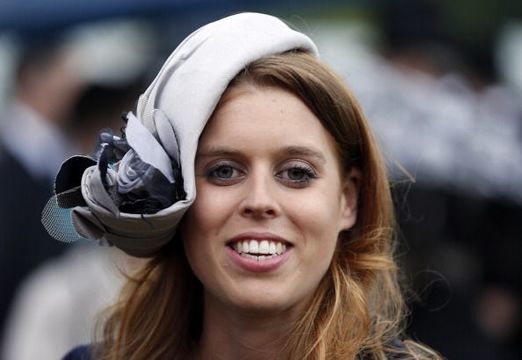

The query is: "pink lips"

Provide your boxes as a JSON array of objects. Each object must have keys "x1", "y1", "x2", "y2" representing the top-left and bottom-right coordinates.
[{"x1": 226, "y1": 232, "x2": 291, "y2": 273}]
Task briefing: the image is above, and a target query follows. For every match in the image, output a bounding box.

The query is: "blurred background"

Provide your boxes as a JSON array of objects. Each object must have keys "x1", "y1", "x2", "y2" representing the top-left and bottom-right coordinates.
[{"x1": 0, "y1": 0, "x2": 521, "y2": 359}]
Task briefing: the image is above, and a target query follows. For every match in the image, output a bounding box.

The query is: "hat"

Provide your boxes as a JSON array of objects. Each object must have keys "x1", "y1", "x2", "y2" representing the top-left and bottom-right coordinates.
[{"x1": 42, "y1": 12, "x2": 318, "y2": 257}]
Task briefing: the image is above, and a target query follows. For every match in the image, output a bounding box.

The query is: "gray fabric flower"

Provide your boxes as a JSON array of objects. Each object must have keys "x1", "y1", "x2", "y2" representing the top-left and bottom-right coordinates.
[{"x1": 116, "y1": 148, "x2": 177, "y2": 214}]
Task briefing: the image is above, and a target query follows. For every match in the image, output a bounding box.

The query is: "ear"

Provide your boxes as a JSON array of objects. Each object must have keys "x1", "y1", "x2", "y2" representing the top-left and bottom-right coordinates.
[{"x1": 338, "y1": 167, "x2": 361, "y2": 232}]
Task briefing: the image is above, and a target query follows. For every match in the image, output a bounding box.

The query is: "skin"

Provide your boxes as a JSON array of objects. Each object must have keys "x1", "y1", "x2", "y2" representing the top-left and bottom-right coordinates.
[
  {"x1": 17, "y1": 49, "x2": 86, "y2": 126},
  {"x1": 181, "y1": 84, "x2": 359, "y2": 359}
]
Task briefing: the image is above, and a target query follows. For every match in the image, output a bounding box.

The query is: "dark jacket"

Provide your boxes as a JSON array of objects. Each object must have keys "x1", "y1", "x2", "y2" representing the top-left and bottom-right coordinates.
[
  {"x1": 0, "y1": 147, "x2": 67, "y2": 340},
  {"x1": 62, "y1": 345, "x2": 92, "y2": 360}
]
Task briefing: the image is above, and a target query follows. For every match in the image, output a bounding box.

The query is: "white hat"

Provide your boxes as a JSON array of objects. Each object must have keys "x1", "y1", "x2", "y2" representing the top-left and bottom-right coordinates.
[{"x1": 43, "y1": 12, "x2": 318, "y2": 257}]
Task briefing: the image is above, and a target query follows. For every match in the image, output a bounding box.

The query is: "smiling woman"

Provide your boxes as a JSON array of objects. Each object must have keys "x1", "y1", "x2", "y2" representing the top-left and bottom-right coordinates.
[
  {"x1": 49, "y1": 12, "x2": 442, "y2": 360},
  {"x1": 183, "y1": 84, "x2": 357, "y2": 317}
]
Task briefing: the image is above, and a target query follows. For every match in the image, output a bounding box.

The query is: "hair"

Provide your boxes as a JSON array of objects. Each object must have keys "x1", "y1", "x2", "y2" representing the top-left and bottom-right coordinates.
[{"x1": 96, "y1": 51, "x2": 442, "y2": 359}]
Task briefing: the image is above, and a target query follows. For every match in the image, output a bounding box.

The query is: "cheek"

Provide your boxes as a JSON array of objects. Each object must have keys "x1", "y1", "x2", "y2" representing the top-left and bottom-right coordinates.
[
  {"x1": 287, "y1": 185, "x2": 344, "y2": 273},
  {"x1": 287, "y1": 187, "x2": 344, "y2": 239},
  {"x1": 180, "y1": 183, "x2": 236, "y2": 271},
  {"x1": 180, "y1": 206, "x2": 218, "y2": 289},
  {"x1": 286, "y1": 192, "x2": 342, "y2": 272},
  {"x1": 183, "y1": 183, "x2": 233, "y2": 235}
]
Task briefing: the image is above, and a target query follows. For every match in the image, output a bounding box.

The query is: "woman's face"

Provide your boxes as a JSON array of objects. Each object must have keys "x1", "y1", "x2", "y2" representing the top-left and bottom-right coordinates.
[{"x1": 181, "y1": 85, "x2": 358, "y2": 313}]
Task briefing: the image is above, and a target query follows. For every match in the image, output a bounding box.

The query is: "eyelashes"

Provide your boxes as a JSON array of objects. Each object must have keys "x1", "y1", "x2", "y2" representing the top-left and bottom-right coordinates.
[
  {"x1": 205, "y1": 160, "x2": 318, "y2": 188},
  {"x1": 206, "y1": 161, "x2": 246, "y2": 185},
  {"x1": 276, "y1": 163, "x2": 317, "y2": 188}
]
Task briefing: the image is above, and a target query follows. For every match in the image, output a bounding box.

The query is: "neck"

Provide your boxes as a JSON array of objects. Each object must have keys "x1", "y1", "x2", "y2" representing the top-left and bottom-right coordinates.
[{"x1": 193, "y1": 294, "x2": 304, "y2": 360}]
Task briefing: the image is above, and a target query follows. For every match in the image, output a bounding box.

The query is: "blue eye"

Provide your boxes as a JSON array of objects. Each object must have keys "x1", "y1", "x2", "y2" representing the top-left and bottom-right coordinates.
[
  {"x1": 206, "y1": 162, "x2": 245, "y2": 184},
  {"x1": 277, "y1": 162, "x2": 317, "y2": 187},
  {"x1": 212, "y1": 165, "x2": 235, "y2": 179}
]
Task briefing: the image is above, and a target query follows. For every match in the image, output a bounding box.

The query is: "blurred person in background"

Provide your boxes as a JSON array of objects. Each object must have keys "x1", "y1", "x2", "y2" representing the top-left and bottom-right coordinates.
[
  {"x1": 0, "y1": 32, "x2": 86, "y2": 342},
  {"x1": 0, "y1": 21, "x2": 155, "y2": 358},
  {"x1": 1, "y1": 77, "x2": 151, "y2": 360},
  {"x1": 1, "y1": 246, "x2": 143, "y2": 360}
]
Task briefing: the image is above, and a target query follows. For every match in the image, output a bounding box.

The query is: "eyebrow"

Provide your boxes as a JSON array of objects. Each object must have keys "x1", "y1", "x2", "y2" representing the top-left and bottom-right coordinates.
[
  {"x1": 283, "y1": 146, "x2": 326, "y2": 163},
  {"x1": 197, "y1": 145, "x2": 326, "y2": 164},
  {"x1": 196, "y1": 147, "x2": 242, "y2": 159}
]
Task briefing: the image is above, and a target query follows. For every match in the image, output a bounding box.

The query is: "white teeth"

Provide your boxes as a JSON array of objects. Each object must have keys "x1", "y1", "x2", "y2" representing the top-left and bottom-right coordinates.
[
  {"x1": 269, "y1": 241, "x2": 276, "y2": 254},
  {"x1": 240, "y1": 253, "x2": 276, "y2": 261},
  {"x1": 249, "y1": 240, "x2": 259, "y2": 253},
  {"x1": 259, "y1": 240, "x2": 269, "y2": 254},
  {"x1": 232, "y1": 239, "x2": 288, "y2": 257}
]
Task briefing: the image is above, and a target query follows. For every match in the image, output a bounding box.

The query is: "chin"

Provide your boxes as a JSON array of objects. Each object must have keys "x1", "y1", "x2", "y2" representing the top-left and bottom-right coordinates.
[
  {"x1": 225, "y1": 287, "x2": 308, "y2": 315},
  {"x1": 232, "y1": 298, "x2": 292, "y2": 314}
]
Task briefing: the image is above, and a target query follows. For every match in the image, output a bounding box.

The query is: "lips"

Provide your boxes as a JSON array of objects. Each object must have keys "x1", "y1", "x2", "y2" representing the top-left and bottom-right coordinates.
[{"x1": 227, "y1": 233, "x2": 291, "y2": 262}]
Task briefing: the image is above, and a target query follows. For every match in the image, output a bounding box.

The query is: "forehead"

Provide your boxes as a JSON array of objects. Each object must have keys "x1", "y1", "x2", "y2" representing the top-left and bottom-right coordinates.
[{"x1": 198, "y1": 85, "x2": 337, "y2": 156}]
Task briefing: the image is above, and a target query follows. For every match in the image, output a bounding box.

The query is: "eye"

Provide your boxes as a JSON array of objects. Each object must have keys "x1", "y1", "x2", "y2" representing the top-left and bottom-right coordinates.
[
  {"x1": 276, "y1": 162, "x2": 317, "y2": 188},
  {"x1": 206, "y1": 161, "x2": 245, "y2": 185},
  {"x1": 212, "y1": 165, "x2": 235, "y2": 179}
]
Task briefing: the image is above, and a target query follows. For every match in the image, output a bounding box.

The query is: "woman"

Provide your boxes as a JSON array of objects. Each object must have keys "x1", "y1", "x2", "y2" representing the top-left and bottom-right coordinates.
[{"x1": 50, "y1": 13, "x2": 441, "y2": 360}]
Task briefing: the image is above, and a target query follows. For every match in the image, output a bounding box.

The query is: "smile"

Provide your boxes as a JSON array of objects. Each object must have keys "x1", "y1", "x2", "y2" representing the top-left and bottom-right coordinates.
[
  {"x1": 231, "y1": 239, "x2": 287, "y2": 261},
  {"x1": 226, "y1": 233, "x2": 292, "y2": 271}
]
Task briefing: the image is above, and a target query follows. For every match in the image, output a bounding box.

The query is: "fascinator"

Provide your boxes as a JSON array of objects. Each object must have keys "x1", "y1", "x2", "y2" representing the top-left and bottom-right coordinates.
[{"x1": 42, "y1": 12, "x2": 318, "y2": 257}]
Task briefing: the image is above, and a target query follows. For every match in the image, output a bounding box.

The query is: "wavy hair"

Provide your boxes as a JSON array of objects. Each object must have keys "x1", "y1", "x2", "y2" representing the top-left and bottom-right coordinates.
[{"x1": 97, "y1": 51, "x2": 442, "y2": 360}]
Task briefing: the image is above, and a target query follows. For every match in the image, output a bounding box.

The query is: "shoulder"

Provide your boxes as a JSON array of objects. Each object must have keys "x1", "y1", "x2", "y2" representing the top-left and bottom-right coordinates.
[{"x1": 62, "y1": 344, "x2": 93, "y2": 360}]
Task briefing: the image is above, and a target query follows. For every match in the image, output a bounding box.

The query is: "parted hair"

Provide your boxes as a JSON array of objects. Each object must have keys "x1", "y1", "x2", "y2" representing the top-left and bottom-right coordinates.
[{"x1": 96, "y1": 51, "x2": 442, "y2": 360}]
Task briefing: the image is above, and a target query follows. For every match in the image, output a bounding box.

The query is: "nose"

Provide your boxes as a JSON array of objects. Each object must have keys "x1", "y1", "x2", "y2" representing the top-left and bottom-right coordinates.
[{"x1": 239, "y1": 171, "x2": 280, "y2": 219}]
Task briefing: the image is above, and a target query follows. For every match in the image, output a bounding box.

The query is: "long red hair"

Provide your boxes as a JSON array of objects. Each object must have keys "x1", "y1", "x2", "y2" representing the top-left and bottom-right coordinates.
[{"x1": 97, "y1": 51, "x2": 441, "y2": 360}]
